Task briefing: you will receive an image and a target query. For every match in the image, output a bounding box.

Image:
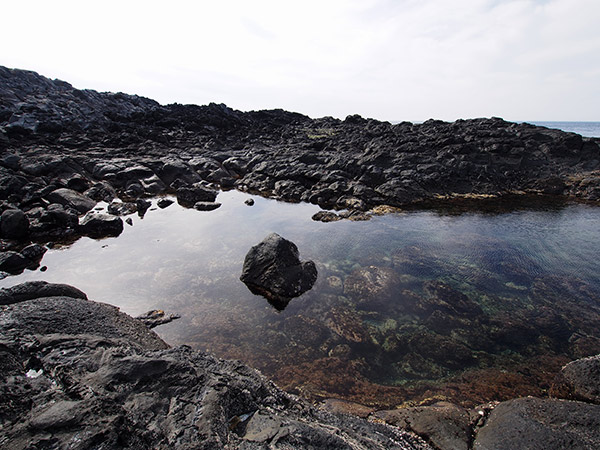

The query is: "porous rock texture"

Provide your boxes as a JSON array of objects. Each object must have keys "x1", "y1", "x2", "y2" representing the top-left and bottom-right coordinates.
[{"x1": 0, "y1": 282, "x2": 431, "y2": 449}]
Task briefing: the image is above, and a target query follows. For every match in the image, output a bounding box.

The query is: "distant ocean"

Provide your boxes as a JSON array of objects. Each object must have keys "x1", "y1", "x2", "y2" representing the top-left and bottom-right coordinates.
[{"x1": 527, "y1": 121, "x2": 600, "y2": 138}]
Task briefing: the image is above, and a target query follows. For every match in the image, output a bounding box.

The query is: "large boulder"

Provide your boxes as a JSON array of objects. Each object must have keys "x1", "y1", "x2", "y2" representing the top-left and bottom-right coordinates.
[
  {"x1": 78, "y1": 212, "x2": 124, "y2": 238},
  {"x1": 0, "y1": 281, "x2": 87, "y2": 305},
  {"x1": 0, "y1": 208, "x2": 29, "y2": 239},
  {"x1": 240, "y1": 233, "x2": 318, "y2": 310},
  {"x1": 176, "y1": 183, "x2": 218, "y2": 208},
  {"x1": 46, "y1": 188, "x2": 96, "y2": 213},
  {"x1": 473, "y1": 397, "x2": 600, "y2": 449}
]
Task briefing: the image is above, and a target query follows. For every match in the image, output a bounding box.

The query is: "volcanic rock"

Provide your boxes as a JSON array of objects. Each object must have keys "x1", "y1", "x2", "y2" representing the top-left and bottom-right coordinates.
[
  {"x1": 374, "y1": 402, "x2": 471, "y2": 450},
  {"x1": 176, "y1": 183, "x2": 218, "y2": 208},
  {"x1": 240, "y1": 233, "x2": 318, "y2": 310},
  {"x1": 551, "y1": 354, "x2": 600, "y2": 404},
  {"x1": 0, "y1": 282, "x2": 432, "y2": 449},
  {"x1": 46, "y1": 188, "x2": 96, "y2": 214},
  {"x1": 0, "y1": 208, "x2": 29, "y2": 239},
  {"x1": 193, "y1": 201, "x2": 221, "y2": 211},
  {"x1": 0, "y1": 280, "x2": 87, "y2": 305},
  {"x1": 472, "y1": 397, "x2": 600, "y2": 449},
  {"x1": 78, "y1": 212, "x2": 124, "y2": 238}
]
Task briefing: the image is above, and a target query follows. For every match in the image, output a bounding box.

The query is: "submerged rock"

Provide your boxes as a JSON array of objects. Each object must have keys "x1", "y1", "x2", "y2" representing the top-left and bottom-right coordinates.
[{"x1": 240, "y1": 233, "x2": 318, "y2": 310}]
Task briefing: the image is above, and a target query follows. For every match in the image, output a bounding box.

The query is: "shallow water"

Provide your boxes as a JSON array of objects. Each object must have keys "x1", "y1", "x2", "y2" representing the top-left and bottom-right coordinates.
[{"x1": 3, "y1": 191, "x2": 600, "y2": 407}]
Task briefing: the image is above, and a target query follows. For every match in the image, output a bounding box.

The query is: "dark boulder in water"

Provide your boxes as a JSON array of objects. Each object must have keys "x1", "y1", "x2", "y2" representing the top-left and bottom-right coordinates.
[
  {"x1": 78, "y1": 212, "x2": 124, "y2": 238},
  {"x1": 176, "y1": 183, "x2": 218, "y2": 208},
  {"x1": 0, "y1": 251, "x2": 29, "y2": 274},
  {"x1": 240, "y1": 233, "x2": 317, "y2": 310}
]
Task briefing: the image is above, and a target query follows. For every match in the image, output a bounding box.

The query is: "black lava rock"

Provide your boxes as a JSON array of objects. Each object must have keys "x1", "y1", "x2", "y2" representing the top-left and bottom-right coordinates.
[
  {"x1": 0, "y1": 208, "x2": 29, "y2": 239},
  {"x1": 78, "y1": 212, "x2": 124, "y2": 238},
  {"x1": 240, "y1": 233, "x2": 318, "y2": 310}
]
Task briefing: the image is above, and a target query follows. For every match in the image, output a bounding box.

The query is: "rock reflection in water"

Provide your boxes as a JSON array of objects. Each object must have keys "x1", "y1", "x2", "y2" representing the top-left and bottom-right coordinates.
[{"x1": 1, "y1": 190, "x2": 600, "y2": 408}]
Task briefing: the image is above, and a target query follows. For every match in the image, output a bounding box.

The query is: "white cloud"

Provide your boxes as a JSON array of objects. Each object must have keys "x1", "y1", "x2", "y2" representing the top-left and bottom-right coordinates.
[{"x1": 1, "y1": 0, "x2": 598, "y2": 120}]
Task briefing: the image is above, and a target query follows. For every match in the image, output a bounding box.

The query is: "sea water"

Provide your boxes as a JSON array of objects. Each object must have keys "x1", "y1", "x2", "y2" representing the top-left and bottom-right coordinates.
[
  {"x1": 1, "y1": 191, "x2": 600, "y2": 407},
  {"x1": 528, "y1": 121, "x2": 600, "y2": 138}
]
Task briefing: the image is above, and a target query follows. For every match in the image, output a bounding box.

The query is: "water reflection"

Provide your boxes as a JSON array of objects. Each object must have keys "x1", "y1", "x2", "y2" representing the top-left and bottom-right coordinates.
[{"x1": 2, "y1": 190, "x2": 600, "y2": 407}]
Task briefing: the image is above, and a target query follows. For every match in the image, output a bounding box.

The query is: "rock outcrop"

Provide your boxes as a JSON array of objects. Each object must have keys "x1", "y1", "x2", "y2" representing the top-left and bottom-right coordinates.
[{"x1": 0, "y1": 282, "x2": 431, "y2": 449}]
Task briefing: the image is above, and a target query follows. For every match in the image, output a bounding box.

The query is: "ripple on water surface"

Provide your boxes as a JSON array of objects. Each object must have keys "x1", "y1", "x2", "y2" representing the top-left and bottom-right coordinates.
[{"x1": 2, "y1": 190, "x2": 600, "y2": 407}]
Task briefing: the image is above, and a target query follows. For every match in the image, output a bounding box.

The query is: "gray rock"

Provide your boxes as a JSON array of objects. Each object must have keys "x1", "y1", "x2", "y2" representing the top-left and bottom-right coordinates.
[
  {"x1": 176, "y1": 183, "x2": 218, "y2": 207},
  {"x1": 78, "y1": 212, "x2": 124, "y2": 238},
  {"x1": 0, "y1": 294, "x2": 167, "y2": 350},
  {"x1": 473, "y1": 397, "x2": 600, "y2": 450},
  {"x1": 0, "y1": 283, "x2": 431, "y2": 450},
  {"x1": 0, "y1": 280, "x2": 87, "y2": 305},
  {"x1": 46, "y1": 188, "x2": 96, "y2": 213},
  {"x1": 312, "y1": 210, "x2": 342, "y2": 222},
  {"x1": 19, "y1": 243, "x2": 47, "y2": 262},
  {"x1": 374, "y1": 402, "x2": 471, "y2": 450},
  {"x1": 135, "y1": 309, "x2": 180, "y2": 329},
  {"x1": 193, "y1": 201, "x2": 221, "y2": 211},
  {"x1": 0, "y1": 208, "x2": 29, "y2": 239},
  {"x1": 552, "y1": 354, "x2": 600, "y2": 404},
  {"x1": 240, "y1": 233, "x2": 318, "y2": 310},
  {"x1": 107, "y1": 200, "x2": 137, "y2": 216},
  {"x1": 84, "y1": 181, "x2": 116, "y2": 202}
]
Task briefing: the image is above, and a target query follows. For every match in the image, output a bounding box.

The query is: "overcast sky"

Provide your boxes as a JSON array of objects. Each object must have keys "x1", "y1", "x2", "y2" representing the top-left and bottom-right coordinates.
[{"x1": 1, "y1": 0, "x2": 599, "y2": 121}]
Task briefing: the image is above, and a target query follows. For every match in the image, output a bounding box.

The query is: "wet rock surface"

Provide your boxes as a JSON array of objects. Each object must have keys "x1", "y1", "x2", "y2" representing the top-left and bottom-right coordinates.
[
  {"x1": 240, "y1": 233, "x2": 318, "y2": 310},
  {"x1": 551, "y1": 354, "x2": 600, "y2": 404},
  {"x1": 472, "y1": 397, "x2": 600, "y2": 449},
  {"x1": 0, "y1": 283, "x2": 431, "y2": 449}
]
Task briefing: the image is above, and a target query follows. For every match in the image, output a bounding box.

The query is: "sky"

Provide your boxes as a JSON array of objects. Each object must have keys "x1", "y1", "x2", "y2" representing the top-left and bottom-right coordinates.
[{"x1": 1, "y1": 0, "x2": 599, "y2": 122}]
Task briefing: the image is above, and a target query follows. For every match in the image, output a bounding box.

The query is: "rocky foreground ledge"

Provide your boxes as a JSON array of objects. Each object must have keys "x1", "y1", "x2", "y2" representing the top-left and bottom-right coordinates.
[
  {"x1": 0, "y1": 282, "x2": 431, "y2": 449},
  {"x1": 1, "y1": 282, "x2": 599, "y2": 449}
]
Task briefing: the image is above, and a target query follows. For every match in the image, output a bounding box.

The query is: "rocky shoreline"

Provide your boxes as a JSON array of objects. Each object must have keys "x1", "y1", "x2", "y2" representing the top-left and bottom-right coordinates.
[
  {"x1": 1, "y1": 282, "x2": 599, "y2": 449},
  {"x1": 2, "y1": 66, "x2": 600, "y2": 243},
  {"x1": 1, "y1": 66, "x2": 600, "y2": 448}
]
